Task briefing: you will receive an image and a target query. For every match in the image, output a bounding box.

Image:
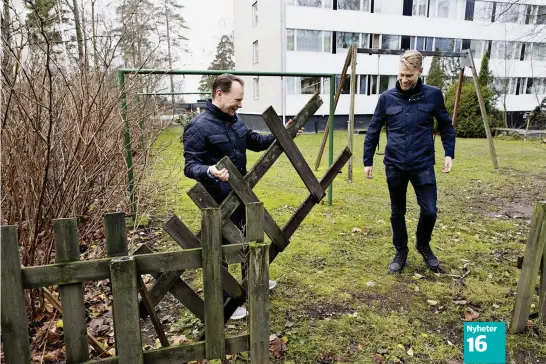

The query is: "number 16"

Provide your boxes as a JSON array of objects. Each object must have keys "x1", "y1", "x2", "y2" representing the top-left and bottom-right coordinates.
[{"x1": 467, "y1": 335, "x2": 488, "y2": 352}]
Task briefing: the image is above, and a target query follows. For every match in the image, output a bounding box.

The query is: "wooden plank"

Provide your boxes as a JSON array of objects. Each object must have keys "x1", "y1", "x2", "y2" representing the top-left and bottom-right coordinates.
[
  {"x1": 187, "y1": 92, "x2": 323, "y2": 226},
  {"x1": 53, "y1": 218, "x2": 90, "y2": 362},
  {"x1": 184, "y1": 185, "x2": 246, "y2": 246},
  {"x1": 162, "y1": 215, "x2": 246, "y2": 299},
  {"x1": 216, "y1": 157, "x2": 289, "y2": 253},
  {"x1": 81, "y1": 334, "x2": 249, "y2": 364},
  {"x1": 138, "y1": 274, "x2": 169, "y2": 347},
  {"x1": 201, "y1": 208, "x2": 226, "y2": 359},
  {"x1": 262, "y1": 107, "x2": 324, "y2": 201},
  {"x1": 539, "y1": 246, "x2": 546, "y2": 323},
  {"x1": 248, "y1": 236, "x2": 269, "y2": 364},
  {"x1": 510, "y1": 202, "x2": 546, "y2": 333},
  {"x1": 0, "y1": 226, "x2": 32, "y2": 364},
  {"x1": 246, "y1": 202, "x2": 265, "y2": 243},
  {"x1": 104, "y1": 212, "x2": 129, "y2": 256},
  {"x1": 22, "y1": 245, "x2": 246, "y2": 288},
  {"x1": 110, "y1": 256, "x2": 143, "y2": 364},
  {"x1": 452, "y1": 68, "x2": 465, "y2": 127},
  {"x1": 348, "y1": 45, "x2": 357, "y2": 181},
  {"x1": 133, "y1": 245, "x2": 205, "y2": 321},
  {"x1": 162, "y1": 214, "x2": 202, "y2": 249},
  {"x1": 315, "y1": 51, "x2": 351, "y2": 171},
  {"x1": 467, "y1": 48, "x2": 499, "y2": 170}
]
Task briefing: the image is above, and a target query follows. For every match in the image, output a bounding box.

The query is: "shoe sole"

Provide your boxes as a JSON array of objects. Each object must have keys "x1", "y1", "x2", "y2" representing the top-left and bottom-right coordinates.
[{"x1": 230, "y1": 314, "x2": 247, "y2": 320}]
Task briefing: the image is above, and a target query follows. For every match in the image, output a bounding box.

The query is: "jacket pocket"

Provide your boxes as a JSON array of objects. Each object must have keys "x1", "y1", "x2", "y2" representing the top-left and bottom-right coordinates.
[
  {"x1": 386, "y1": 106, "x2": 404, "y2": 129},
  {"x1": 207, "y1": 134, "x2": 232, "y2": 154},
  {"x1": 417, "y1": 103, "x2": 434, "y2": 125}
]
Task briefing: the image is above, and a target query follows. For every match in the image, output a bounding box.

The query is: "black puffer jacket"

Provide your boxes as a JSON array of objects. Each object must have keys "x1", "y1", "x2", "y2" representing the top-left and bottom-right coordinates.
[{"x1": 183, "y1": 101, "x2": 275, "y2": 202}]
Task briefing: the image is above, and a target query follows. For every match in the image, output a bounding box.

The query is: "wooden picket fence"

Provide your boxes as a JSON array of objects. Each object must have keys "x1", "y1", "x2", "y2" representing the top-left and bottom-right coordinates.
[{"x1": 1, "y1": 204, "x2": 270, "y2": 364}]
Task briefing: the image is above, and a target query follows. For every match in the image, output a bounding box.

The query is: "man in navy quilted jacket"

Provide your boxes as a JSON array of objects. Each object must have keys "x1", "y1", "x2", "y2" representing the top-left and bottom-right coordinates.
[
  {"x1": 363, "y1": 50, "x2": 456, "y2": 274},
  {"x1": 183, "y1": 74, "x2": 302, "y2": 319}
]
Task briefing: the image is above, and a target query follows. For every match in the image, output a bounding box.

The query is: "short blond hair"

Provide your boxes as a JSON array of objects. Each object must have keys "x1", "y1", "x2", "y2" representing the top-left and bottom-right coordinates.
[{"x1": 400, "y1": 50, "x2": 423, "y2": 71}]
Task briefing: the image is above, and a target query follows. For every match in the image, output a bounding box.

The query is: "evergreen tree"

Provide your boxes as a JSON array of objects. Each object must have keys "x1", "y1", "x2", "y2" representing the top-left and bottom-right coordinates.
[
  {"x1": 198, "y1": 34, "x2": 235, "y2": 94},
  {"x1": 425, "y1": 48, "x2": 446, "y2": 90},
  {"x1": 478, "y1": 49, "x2": 494, "y2": 88}
]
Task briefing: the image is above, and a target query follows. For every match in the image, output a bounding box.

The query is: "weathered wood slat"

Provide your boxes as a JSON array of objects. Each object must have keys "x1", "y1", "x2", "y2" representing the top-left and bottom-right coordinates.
[
  {"x1": 262, "y1": 106, "x2": 324, "y2": 201},
  {"x1": 183, "y1": 188, "x2": 245, "y2": 246},
  {"x1": 247, "y1": 202, "x2": 269, "y2": 364},
  {"x1": 22, "y1": 245, "x2": 246, "y2": 288},
  {"x1": 201, "y1": 208, "x2": 225, "y2": 359},
  {"x1": 105, "y1": 212, "x2": 129, "y2": 256},
  {"x1": 1, "y1": 226, "x2": 32, "y2": 364},
  {"x1": 110, "y1": 256, "x2": 143, "y2": 364},
  {"x1": 187, "y1": 92, "x2": 323, "y2": 227},
  {"x1": 133, "y1": 245, "x2": 205, "y2": 321},
  {"x1": 511, "y1": 202, "x2": 546, "y2": 333},
  {"x1": 81, "y1": 334, "x2": 250, "y2": 364},
  {"x1": 541, "y1": 247, "x2": 546, "y2": 322},
  {"x1": 138, "y1": 274, "x2": 169, "y2": 347},
  {"x1": 162, "y1": 215, "x2": 246, "y2": 299},
  {"x1": 162, "y1": 215, "x2": 202, "y2": 249},
  {"x1": 216, "y1": 157, "x2": 289, "y2": 253},
  {"x1": 53, "y1": 219, "x2": 90, "y2": 363}
]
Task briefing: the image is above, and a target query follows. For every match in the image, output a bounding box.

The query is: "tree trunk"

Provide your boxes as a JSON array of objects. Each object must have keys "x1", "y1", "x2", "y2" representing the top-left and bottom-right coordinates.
[
  {"x1": 1, "y1": 0, "x2": 11, "y2": 73},
  {"x1": 165, "y1": 0, "x2": 175, "y2": 114},
  {"x1": 71, "y1": 0, "x2": 85, "y2": 67},
  {"x1": 91, "y1": 0, "x2": 98, "y2": 71}
]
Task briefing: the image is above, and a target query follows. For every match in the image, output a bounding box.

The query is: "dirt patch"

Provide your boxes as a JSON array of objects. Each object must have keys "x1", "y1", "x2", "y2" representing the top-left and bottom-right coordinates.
[
  {"x1": 304, "y1": 302, "x2": 355, "y2": 320},
  {"x1": 344, "y1": 283, "x2": 413, "y2": 313}
]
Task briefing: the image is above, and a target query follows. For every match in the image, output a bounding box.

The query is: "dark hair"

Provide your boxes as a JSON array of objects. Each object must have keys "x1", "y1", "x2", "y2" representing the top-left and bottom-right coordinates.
[{"x1": 212, "y1": 74, "x2": 244, "y2": 98}]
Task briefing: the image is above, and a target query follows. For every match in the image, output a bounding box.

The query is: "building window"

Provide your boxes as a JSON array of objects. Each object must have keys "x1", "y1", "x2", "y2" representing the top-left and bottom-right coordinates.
[
  {"x1": 359, "y1": 75, "x2": 367, "y2": 94},
  {"x1": 324, "y1": 31, "x2": 332, "y2": 52},
  {"x1": 296, "y1": 29, "x2": 323, "y2": 52},
  {"x1": 338, "y1": 0, "x2": 359, "y2": 10},
  {"x1": 412, "y1": 0, "x2": 428, "y2": 16},
  {"x1": 301, "y1": 77, "x2": 322, "y2": 94},
  {"x1": 286, "y1": 0, "x2": 332, "y2": 9},
  {"x1": 287, "y1": 29, "x2": 295, "y2": 51},
  {"x1": 379, "y1": 75, "x2": 397, "y2": 94},
  {"x1": 369, "y1": 75, "x2": 378, "y2": 95},
  {"x1": 253, "y1": 78, "x2": 259, "y2": 99},
  {"x1": 533, "y1": 5, "x2": 546, "y2": 24},
  {"x1": 253, "y1": 41, "x2": 259, "y2": 63},
  {"x1": 336, "y1": 32, "x2": 359, "y2": 52},
  {"x1": 429, "y1": 0, "x2": 460, "y2": 19},
  {"x1": 532, "y1": 43, "x2": 546, "y2": 61},
  {"x1": 252, "y1": 2, "x2": 258, "y2": 26},
  {"x1": 410, "y1": 36, "x2": 433, "y2": 51},
  {"x1": 469, "y1": 40, "x2": 486, "y2": 58},
  {"x1": 360, "y1": 33, "x2": 370, "y2": 48},
  {"x1": 491, "y1": 41, "x2": 522, "y2": 60},
  {"x1": 381, "y1": 35, "x2": 400, "y2": 50},
  {"x1": 335, "y1": 74, "x2": 351, "y2": 94},
  {"x1": 374, "y1": 0, "x2": 403, "y2": 14},
  {"x1": 494, "y1": 2, "x2": 527, "y2": 24},
  {"x1": 473, "y1": 1, "x2": 494, "y2": 22}
]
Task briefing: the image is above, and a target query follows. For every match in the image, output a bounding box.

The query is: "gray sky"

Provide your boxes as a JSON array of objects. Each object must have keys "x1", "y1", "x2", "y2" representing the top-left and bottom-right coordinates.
[{"x1": 177, "y1": 0, "x2": 234, "y2": 101}]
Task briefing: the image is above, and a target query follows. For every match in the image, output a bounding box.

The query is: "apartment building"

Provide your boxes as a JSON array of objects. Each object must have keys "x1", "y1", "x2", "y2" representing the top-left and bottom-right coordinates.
[{"x1": 234, "y1": 0, "x2": 546, "y2": 130}]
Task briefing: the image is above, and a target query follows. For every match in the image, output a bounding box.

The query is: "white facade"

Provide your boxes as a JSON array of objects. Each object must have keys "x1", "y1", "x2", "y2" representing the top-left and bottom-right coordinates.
[{"x1": 234, "y1": 0, "x2": 546, "y2": 119}]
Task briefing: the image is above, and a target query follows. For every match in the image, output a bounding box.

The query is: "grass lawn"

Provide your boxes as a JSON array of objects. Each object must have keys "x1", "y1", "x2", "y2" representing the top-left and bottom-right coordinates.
[{"x1": 138, "y1": 125, "x2": 546, "y2": 363}]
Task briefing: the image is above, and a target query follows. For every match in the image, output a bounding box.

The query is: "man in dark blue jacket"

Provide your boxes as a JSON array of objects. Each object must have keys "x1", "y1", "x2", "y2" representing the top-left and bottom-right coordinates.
[
  {"x1": 183, "y1": 73, "x2": 302, "y2": 319},
  {"x1": 363, "y1": 50, "x2": 456, "y2": 274}
]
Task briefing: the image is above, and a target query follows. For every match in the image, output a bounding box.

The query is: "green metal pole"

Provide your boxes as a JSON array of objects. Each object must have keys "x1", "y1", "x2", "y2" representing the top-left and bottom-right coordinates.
[
  {"x1": 136, "y1": 94, "x2": 144, "y2": 150},
  {"x1": 119, "y1": 70, "x2": 136, "y2": 217},
  {"x1": 328, "y1": 74, "x2": 335, "y2": 206}
]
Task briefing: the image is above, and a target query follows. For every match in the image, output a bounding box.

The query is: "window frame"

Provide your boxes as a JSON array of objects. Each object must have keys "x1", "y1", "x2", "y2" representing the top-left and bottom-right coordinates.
[
  {"x1": 253, "y1": 77, "x2": 260, "y2": 99},
  {"x1": 253, "y1": 40, "x2": 259, "y2": 63},
  {"x1": 252, "y1": 2, "x2": 258, "y2": 27}
]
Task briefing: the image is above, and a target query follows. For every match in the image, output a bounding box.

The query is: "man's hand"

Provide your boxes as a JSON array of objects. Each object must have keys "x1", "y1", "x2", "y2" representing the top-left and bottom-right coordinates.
[
  {"x1": 210, "y1": 165, "x2": 229, "y2": 181},
  {"x1": 285, "y1": 118, "x2": 304, "y2": 137},
  {"x1": 364, "y1": 166, "x2": 373, "y2": 179},
  {"x1": 442, "y1": 156, "x2": 453, "y2": 173}
]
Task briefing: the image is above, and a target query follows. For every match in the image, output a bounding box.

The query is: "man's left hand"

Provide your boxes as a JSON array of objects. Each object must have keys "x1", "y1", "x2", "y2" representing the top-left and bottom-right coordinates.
[
  {"x1": 442, "y1": 156, "x2": 453, "y2": 173},
  {"x1": 285, "y1": 118, "x2": 304, "y2": 137}
]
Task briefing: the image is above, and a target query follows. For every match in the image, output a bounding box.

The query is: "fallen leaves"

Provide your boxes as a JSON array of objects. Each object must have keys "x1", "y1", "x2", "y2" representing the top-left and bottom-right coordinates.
[
  {"x1": 427, "y1": 300, "x2": 439, "y2": 306},
  {"x1": 464, "y1": 306, "x2": 480, "y2": 321},
  {"x1": 269, "y1": 335, "x2": 288, "y2": 359}
]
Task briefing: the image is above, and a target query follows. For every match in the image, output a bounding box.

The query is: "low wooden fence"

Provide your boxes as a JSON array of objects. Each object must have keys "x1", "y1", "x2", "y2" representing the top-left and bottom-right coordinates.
[{"x1": 1, "y1": 204, "x2": 270, "y2": 363}]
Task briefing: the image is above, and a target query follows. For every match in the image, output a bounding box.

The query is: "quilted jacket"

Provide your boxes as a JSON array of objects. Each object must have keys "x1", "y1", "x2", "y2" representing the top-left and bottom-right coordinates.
[
  {"x1": 182, "y1": 101, "x2": 275, "y2": 202},
  {"x1": 363, "y1": 79, "x2": 456, "y2": 172}
]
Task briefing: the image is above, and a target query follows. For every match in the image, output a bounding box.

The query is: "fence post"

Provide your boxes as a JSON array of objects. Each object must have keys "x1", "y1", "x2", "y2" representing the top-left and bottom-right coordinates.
[
  {"x1": 511, "y1": 202, "x2": 546, "y2": 333},
  {"x1": 53, "y1": 218, "x2": 90, "y2": 362},
  {"x1": 246, "y1": 202, "x2": 270, "y2": 364},
  {"x1": 201, "y1": 208, "x2": 225, "y2": 359},
  {"x1": 104, "y1": 212, "x2": 129, "y2": 256},
  {"x1": 1, "y1": 226, "x2": 31, "y2": 364},
  {"x1": 110, "y1": 256, "x2": 143, "y2": 363}
]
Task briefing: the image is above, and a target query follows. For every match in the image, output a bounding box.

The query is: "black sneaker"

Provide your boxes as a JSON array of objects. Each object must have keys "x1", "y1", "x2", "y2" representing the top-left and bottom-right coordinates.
[
  {"x1": 388, "y1": 250, "x2": 408, "y2": 274},
  {"x1": 416, "y1": 243, "x2": 440, "y2": 272}
]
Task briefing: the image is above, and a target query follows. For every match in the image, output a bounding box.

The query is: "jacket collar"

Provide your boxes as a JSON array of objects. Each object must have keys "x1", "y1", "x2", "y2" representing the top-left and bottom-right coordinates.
[
  {"x1": 205, "y1": 100, "x2": 238, "y2": 124},
  {"x1": 396, "y1": 78, "x2": 423, "y2": 98}
]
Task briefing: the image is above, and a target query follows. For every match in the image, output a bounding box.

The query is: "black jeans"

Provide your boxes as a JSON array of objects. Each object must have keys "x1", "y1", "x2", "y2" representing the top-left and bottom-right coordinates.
[{"x1": 385, "y1": 165, "x2": 438, "y2": 253}]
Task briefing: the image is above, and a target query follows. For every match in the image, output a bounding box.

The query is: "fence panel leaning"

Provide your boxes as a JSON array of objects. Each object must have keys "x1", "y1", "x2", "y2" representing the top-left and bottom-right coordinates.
[{"x1": 1, "y1": 204, "x2": 269, "y2": 363}]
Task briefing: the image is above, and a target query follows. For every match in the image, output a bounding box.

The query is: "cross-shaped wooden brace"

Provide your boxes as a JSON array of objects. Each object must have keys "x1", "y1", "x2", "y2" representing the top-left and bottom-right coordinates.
[{"x1": 139, "y1": 92, "x2": 352, "y2": 338}]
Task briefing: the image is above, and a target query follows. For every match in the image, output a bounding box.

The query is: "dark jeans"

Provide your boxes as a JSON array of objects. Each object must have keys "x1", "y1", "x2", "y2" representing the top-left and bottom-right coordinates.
[{"x1": 385, "y1": 165, "x2": 438, "y2": 253}]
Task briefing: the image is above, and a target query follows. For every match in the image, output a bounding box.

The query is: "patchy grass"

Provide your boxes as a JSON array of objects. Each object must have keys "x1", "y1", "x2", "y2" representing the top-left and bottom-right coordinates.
[{"x1": 140, "y1": 125, "x2": 546, "y2": 363}]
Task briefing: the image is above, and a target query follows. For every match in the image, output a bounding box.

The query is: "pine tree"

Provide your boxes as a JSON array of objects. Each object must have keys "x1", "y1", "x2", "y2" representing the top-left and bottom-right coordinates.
[
  {"x1": 478, "y1": 49, "x2": 494, "y2": 88},
  {"x1": 426, "y1": 48, "x2": 446, "y2": 90},
  {"x1": 198, "y1": 34, "x2": 235, "y2": 93}
]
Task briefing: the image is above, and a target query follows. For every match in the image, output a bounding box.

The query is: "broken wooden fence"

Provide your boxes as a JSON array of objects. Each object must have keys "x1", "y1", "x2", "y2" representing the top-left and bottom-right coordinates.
[
  {"x1": 142, "y1": 92, "x2": 352, "y2": 340},
  {"x1": 1, "y1": 206, "x2": 270, "y2": 364}
]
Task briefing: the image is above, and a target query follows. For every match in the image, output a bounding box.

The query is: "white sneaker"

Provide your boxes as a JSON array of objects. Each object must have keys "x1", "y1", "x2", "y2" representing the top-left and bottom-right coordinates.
[
  {"x1": 230, "y1": 306, "x2": 248, "y2": 320},
  {"x1": 269, "y1": 280, "x2": 277, "y2": 290}
]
